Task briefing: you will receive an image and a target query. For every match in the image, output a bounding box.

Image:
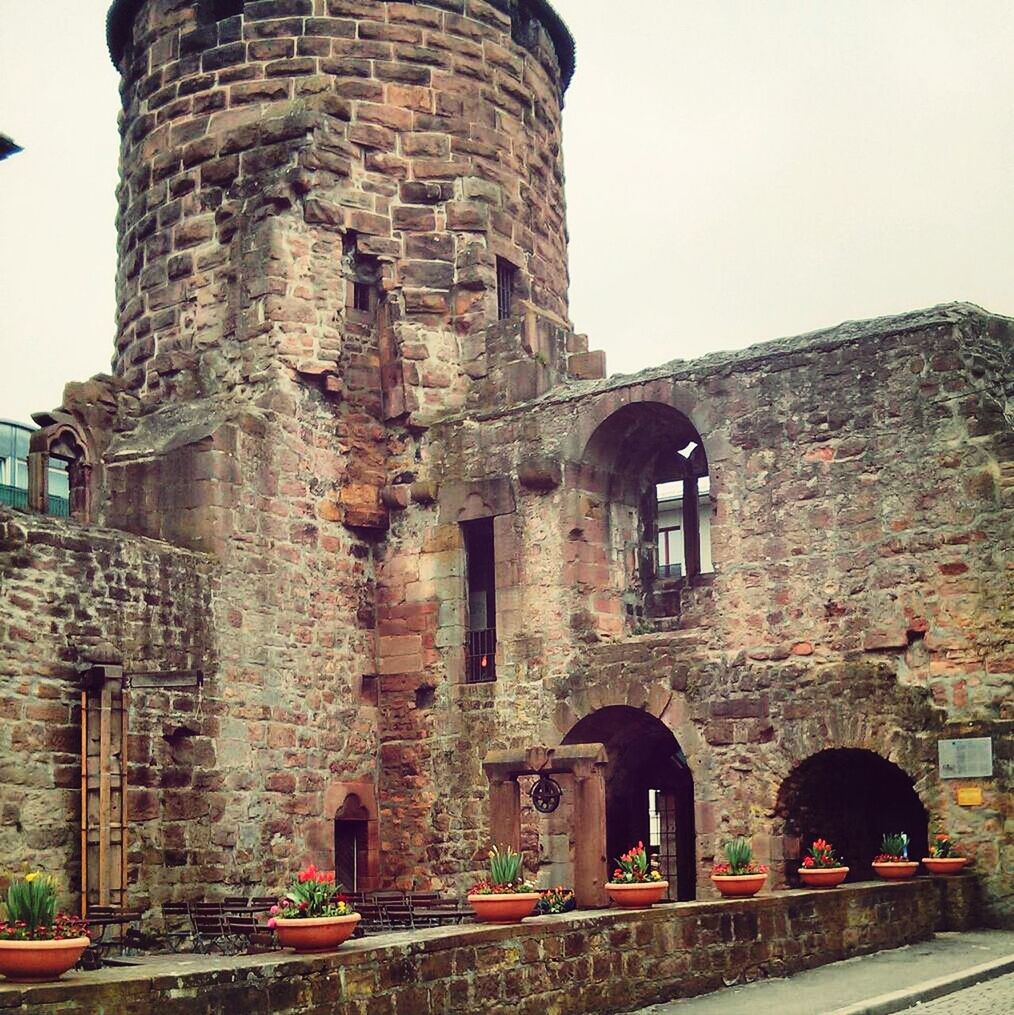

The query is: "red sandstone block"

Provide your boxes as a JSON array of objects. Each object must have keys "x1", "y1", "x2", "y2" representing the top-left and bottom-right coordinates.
[
  {"x1": 568, "y1": 350, "x2": 606, "y2": 380},
  {"x1": 412, "y1": 157, "x2": 472, "y2": 179},
  {"x1": 358, "y1": 101, "x2": 414, "y2": 131}
]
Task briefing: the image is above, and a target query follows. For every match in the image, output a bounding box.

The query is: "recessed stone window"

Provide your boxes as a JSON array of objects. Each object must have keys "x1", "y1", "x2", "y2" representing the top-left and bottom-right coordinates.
[
  {"x1": 462, "y1": 517, "x2": 496, "y2": 682},
  {"x1": 495, "y1": 256, "x2": 517, "y2": 321}
]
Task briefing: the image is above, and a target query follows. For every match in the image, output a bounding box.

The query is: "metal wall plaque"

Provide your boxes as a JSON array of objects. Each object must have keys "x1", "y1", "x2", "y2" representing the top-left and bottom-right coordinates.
[{"x1": 938, "y1": 737, "x2": 993, "y2": 779}]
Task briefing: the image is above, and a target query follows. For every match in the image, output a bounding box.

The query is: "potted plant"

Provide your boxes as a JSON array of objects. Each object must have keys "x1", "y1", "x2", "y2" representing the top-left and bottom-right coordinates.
[
  {"x1": 535, "y1": 886, "x2": 576, "y2": 915},
  {"x1": 710, "y1": 837, "x2": 768, "y2": 897},
  {"x1": 872, "y1": 833, "x2": 919, "y2": 879},
  {"x1": 922, "y1": 833, "x2": 969, "y2": 875},
  {"x1": 0, "y1": 872, "x2": 90, "y2": 983},
  {"x1": 268, "y1": 864, "x2": 359, "y2": 953},
  {"x1": 797, "y1": 838, "x2": 849, "y2": 887},
  {"x1": 605, "y1": 842, "x2": 669, "y2": 907},
  {"x1": 467, "y1": 845, "x2": 540, "y2": 923}
]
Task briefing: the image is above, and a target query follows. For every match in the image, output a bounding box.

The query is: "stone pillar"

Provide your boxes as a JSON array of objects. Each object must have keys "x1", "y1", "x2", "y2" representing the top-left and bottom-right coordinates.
[
  {"x1": 682, "y1": 474, "x2": 701, "y2": 579},
  {"x1": 572, "y1": 756, "x2": 609, "y2": 908}
]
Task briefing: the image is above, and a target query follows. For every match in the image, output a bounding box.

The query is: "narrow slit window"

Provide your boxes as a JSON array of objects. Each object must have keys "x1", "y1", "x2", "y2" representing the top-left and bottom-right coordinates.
[
  {"x1": 353, "y1": 282, "x2": 372, "y2": 312},
  {"x1": 496, "y1": 257, "x2": 516, "y2": 321},
  {"x1": 462, "y1": 517, "x2": 496, "y2": 683}
]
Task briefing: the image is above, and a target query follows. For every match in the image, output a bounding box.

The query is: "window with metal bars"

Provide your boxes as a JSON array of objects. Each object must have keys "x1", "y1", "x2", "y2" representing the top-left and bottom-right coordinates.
[
  {"x1": 462, "y1": 517, "x2": 496, "y2": 682},
  {"x1": 353, "y1": 282, "x2": 373, "y2": 312},
  {"x1": 495, "y1": 257, "x2": 516, "y2": 321}
]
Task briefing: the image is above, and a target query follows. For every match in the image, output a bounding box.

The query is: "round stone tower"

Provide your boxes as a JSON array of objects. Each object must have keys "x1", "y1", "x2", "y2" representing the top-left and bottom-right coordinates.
[{"x1": 105, "y1": 0, "x2": 584, "y2": 421}]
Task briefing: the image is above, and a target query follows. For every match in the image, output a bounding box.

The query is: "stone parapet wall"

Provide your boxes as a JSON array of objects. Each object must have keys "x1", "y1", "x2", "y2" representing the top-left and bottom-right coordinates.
[{"x1": 0, "y1": 879, "x2": 967, "y2": 1014}]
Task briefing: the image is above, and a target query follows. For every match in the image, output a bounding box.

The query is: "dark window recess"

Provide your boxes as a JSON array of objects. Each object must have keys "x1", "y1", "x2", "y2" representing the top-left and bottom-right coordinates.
[
  {"x1": 344, "y1": 232, "x2": 381, "y2": 314},
  {"x1": 495, "y1": 257, "x2": 516, "y2": 321},
  {"x1": 462, "y1": 517, "x2": 496, "y2": 683},
  {"x1": 353, "y1": 282, "x2": 372, "y2": 312},
  {"x1": 199, "y1": 0, "x2": 244, "y2": 24}
]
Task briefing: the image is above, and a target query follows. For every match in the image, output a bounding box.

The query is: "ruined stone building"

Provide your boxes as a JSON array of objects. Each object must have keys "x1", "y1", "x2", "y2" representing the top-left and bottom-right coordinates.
[{"x1": 1, "y1": 0, "x2": 1011, "y2": 927}]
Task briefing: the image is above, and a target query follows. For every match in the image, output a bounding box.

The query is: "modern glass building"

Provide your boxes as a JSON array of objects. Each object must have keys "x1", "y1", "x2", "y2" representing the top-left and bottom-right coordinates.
[{"x1": 0, "y1": 419, "x2": 70, "y2": 516}]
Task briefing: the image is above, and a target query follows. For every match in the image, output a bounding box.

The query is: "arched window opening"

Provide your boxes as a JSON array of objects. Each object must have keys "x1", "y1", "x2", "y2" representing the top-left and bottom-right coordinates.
[
  {"x1": 563, "y1": 706, "x2": 696, "y2": 901},
  {"x1": 776, "y1": 748, "x2": 928, "y2": 883},
  {"x1": 27, "y1": 421, "x2": 92, "y2": 521},
  {"x1": 580, "y1": 403, "x2": 712, "y2": 625}
]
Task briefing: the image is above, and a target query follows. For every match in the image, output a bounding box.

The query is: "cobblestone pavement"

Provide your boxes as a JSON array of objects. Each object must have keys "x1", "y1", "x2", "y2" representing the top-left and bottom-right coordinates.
[{"x1": 895, "y1": 971, "x2": 1014, "y2": 1013}]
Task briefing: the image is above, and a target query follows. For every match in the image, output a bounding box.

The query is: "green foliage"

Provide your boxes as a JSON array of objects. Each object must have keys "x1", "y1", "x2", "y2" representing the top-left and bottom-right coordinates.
[
  {"x1": 488, "y1": 845, "x2": 523, "y2": 887},
  {"x1": 5, "y1": 873, "x2": 58, "y2": 932},
  {"x1": 880, "y1": 832, "x2": 909, "y2": 858},
  {"x1": 723, "y1": 837, "x2": 754, "y2": 875}
]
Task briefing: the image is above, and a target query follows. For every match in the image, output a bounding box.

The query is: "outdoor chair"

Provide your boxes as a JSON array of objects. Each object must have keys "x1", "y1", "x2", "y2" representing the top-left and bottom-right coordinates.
[
  {"x1": 160, "y1": 902, "x2": 192, "y2": 952},
  {"x1": 189, "y1": 903, "x2": 230, "y2": 954}
]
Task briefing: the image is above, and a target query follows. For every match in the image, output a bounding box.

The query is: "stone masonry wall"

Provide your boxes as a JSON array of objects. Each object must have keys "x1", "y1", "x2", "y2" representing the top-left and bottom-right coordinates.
[
  {"x1": 376, "y1": 305, "x2": 1014, "y2": 922},
  {"x1": 108, "y1": 0, "x2": 597, "y2": 432},
  {"x1": 0, "y1": 879, "x2": 959, "y2": 1014},
  {"x1": 0, "y1": 506, "x2": 215, "y2": 898}
]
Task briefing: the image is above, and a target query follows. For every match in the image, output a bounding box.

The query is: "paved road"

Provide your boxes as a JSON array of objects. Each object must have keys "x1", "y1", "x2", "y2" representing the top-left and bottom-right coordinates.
[
  {"x1": 630, "y1": 930, "x2": 1014, "y2": 1015},
  {"x1": 895, "y1": 970, "x2": 1014, "y2": 1013}
]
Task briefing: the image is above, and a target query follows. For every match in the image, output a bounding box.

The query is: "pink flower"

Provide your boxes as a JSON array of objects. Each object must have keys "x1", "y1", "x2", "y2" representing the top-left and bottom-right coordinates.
[
  {"x1": 267, "y1": 917, "x2": 277, "y2": 929},
  {"x1": 270, "y1": 904, "x2": 280, "y2": 914}
]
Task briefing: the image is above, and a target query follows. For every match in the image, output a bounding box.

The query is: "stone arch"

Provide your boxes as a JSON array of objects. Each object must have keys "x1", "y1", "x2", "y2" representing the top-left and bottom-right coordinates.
[
  {"x1": 324, "y1": 780, "x2": 380, "y2": 892},
  {"x1": 563, "y1": 705, "x2": 697, "y2": 901},
  {"x1": 567, "y1": 399, "x2": 713, "y2": 632},
  {"x1": 775, "y1": 748, "x2": 929, "y2": 882},
  {"x1": 28, "y1": 420, "x2": 93, "y2": 521}
]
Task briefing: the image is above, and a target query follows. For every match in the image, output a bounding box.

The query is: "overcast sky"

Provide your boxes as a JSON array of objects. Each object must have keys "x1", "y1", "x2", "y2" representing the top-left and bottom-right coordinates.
[{"x1": 2, "y1": 1, "x2": 1012, "y2": 426}]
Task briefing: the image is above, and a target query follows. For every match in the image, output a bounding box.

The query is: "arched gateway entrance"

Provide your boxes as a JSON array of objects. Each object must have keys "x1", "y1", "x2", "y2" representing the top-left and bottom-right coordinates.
[{"x1": 564, "y1": 706, "x2": 696, "y2": 901}]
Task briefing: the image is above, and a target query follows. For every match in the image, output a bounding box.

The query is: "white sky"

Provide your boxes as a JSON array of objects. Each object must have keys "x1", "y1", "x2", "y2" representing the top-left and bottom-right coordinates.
[{"x1": 2, "y1": 0, "x2": 1012, "y2": 426}]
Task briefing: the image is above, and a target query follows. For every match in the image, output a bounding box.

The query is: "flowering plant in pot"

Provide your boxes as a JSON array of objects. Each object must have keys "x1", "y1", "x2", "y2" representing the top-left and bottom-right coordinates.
[
  {"x1": 922, "y1": 833, "x2": 969, "y2": 875},
  {"x1": 467, "y1": 845, "x2": 540, "y2": 922},
  {"x1": 872, "y1": 832, "x2": 919, "y2": 879},
  {"x1": 535, "y1": 887, "x2": 576, "y2": 915},
  {"x1": 710, "y1": 837, "x2": 768, "y2": 897},
  {"x1": 268, "y1": 864, "x2": 359, "y2": 953},
  {"x1": 605, "y1": 842, "x2": 668, "y2": 907},
  {"x1": 0, "y1": 872, "x2": 90, "y2": 983},
  {"x1": 797, "y1": 838, "x2": 849, "y2": 887}
]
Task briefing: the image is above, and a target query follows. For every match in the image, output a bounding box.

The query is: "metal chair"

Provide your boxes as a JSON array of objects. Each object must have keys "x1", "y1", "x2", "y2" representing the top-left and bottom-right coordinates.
[
  {"x1": 189, "y1": 903, "x2": 230, "y2": 954},
  {"x1": 160, "y1": 902, "x2": 192, "y2": 952}
]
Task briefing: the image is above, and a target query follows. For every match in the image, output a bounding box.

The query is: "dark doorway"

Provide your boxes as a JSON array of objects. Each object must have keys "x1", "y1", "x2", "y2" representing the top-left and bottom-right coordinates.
[
  {"x1": 334, "y1": 795, "x2": 370, "y2": 892},
  {"x1": 776, "y1": 748, "x2": 928, "y2": 882},
  {"x1": 563, "y1": 706, "x2": 696, "y2": 901}
]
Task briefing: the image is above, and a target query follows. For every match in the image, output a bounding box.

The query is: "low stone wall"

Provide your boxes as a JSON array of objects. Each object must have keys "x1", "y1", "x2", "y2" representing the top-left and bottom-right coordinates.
[{"x1": 0, "y1": 879, "x2": 976, "y2": 1015}]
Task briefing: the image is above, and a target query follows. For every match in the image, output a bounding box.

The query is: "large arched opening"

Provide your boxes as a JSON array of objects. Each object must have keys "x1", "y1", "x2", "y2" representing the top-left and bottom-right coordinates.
[
  {"x1": 563, "y1": 706, "x2": 696, "y2": 900},
  {"x1": 578, "y1": 402, "x2": 712, "y2": 626},
  {"x1": 776, "y1": 748, "x2": 928, "y2": 882}
]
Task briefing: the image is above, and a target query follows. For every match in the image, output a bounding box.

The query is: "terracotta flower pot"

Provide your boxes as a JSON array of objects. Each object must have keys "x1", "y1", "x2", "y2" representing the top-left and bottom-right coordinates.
[
  {"x1": 605, "y1": 881, "x2": 669, "y2": 908},
  {"x1": 921, "y1": 857, "x2": 969, "y2": 875},
  {"x1": 872, "y1": 861, "x2": 919, "y2": 880},
  {"x1": 711, "y1": 873, "x2": 767, "y2": 897},
  {"x1": 797, "y1": 866, "x2": 849, "y2": 888},
  {"x1": 0, "y1": 937, "x2": 90, "y2": 983},
  {"x1": 467, "y1": 892, "x2": 540, "y2": 923},
  {"x1": 273, "y1": 914, "x2": 361, "y2": 953}
]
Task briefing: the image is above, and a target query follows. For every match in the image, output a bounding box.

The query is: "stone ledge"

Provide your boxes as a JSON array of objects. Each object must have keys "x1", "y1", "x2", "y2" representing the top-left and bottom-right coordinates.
[{"x1": 0, "y1": 879, "x2": 973, "y2": 1014}]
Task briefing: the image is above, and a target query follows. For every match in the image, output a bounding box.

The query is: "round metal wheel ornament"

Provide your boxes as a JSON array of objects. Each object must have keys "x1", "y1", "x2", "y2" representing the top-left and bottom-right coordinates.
[{"x1": 531, "y1": 773, "x2": 562, "y2": 813}]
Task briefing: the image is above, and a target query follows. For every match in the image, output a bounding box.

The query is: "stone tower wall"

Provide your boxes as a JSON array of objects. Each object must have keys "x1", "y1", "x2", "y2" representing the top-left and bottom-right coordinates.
[{"x1": 109, "y1": 0, "x2": 579, "y2": 423}]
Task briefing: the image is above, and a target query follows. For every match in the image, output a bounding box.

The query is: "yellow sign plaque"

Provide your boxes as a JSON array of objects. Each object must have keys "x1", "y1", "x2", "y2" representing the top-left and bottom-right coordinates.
[{"x1": 957, "y1": 787, "x2": 983, "y2": 806}]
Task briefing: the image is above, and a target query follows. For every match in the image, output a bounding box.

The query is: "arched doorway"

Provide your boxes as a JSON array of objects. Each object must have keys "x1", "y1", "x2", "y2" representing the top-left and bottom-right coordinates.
[
  {"x1": 334, "y1": 794, "x2": 370, "y2": 892},
  {"x1": 564, "y1": 706, "x2": 696, "y2": 900},
  {"x1": 776, "y1": 749, "x2": 928, "y2": 881}
]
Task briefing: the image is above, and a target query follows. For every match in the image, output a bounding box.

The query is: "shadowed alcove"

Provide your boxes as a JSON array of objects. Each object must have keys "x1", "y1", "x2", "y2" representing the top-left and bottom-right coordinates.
[{"x1": 776, "y1": 748, "x2": 929, "y2": 881}]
